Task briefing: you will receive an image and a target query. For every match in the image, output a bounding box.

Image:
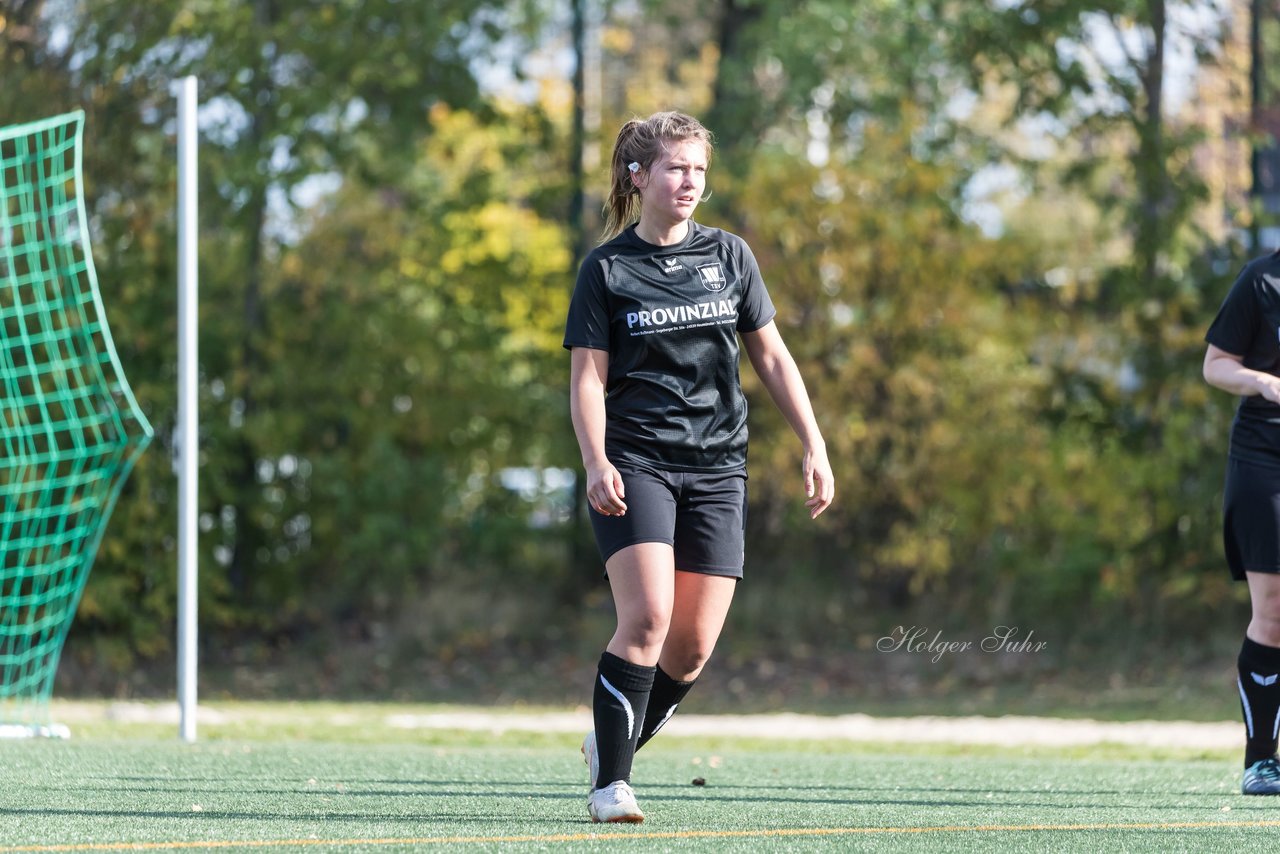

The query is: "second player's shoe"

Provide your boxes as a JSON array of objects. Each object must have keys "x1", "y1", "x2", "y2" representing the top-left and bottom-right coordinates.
[
  {"x1": 1243, "y1": 757, "x2": 1280, "y2": 795},
  {"x1": 587, "y1": 780, "x2": 645, "y2": 823}
]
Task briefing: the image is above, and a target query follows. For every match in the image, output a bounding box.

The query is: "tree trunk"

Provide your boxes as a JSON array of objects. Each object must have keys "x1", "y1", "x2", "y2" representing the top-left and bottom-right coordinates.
[
  {"x1": 227, "y1": 0, "x2": 276, "y2": 600},
  {"x1": 708, "y1": 0, "x2": 765, "y2": 161},
  {"x1": 1135, "y1": 0, "x2": 1166, "y2": 290}
]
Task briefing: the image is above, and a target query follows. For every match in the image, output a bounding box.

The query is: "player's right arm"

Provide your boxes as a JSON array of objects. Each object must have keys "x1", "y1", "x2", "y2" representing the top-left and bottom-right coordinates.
[
  {"x1": 570, "y1": 346, "x2": 627, "y2": 516},
  {"x1": 1204, "y1": 344, "x2": 1280, "y2": 404}
]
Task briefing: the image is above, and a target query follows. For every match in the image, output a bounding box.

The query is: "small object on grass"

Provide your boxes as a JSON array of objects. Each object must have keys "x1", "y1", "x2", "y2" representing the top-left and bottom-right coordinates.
[{"x1": 692, "y1": 777, "x2": 706, "y2": 786}]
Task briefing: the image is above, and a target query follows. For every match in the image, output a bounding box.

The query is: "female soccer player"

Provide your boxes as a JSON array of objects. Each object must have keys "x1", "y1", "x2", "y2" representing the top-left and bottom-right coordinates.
[
  {"x1": 1204, "y1": 248, "x2": 1280, "y2": 795},
  {"x1": 563, "y1": 111, "x2": 835, "y2": 822}
]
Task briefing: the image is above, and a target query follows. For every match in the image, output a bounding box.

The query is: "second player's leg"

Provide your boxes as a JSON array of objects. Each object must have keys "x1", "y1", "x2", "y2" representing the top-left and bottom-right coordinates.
[
  {"x1": 1247, "y1": 571, "x2": 1280, "y2": 647},
  {"x1": 1240, "y1": 571, "x2": 1280, "y2": 794}
]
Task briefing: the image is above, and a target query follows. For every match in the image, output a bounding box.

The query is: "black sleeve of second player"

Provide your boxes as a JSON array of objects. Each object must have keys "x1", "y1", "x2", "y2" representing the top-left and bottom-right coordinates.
[{"x1": 1205, "y1": 263, "x2": 1260, "y2": 357}]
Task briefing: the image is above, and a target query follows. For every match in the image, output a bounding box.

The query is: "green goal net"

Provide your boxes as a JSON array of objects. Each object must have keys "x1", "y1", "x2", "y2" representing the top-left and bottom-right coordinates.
[{"x1": 0, "y1": 111, "x2": 153, "y2": 736}]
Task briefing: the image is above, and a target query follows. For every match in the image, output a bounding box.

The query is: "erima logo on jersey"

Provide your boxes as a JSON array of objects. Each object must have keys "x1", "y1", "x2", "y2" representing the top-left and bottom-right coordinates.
[
  {"x1": 1253, "y1": 672, "x2": 1279, "y2": 686},
  {"x1": 697, "y1": 262, "x2": 727, "y2": 292},
  {"x1": 626, "y1": 299, "x2": 737, "y2": 331},
  {"x1": 655, "y1": 257, "x2": 684, "y2": 274}
]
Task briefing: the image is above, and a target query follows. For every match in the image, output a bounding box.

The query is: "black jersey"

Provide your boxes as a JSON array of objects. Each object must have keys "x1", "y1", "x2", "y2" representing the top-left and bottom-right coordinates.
[
  {"x1": 563, "y1": 221, "x2": 777, "y2": 472},
  {"x1": 1206, "y1": 251, "x2": 1280, "y2": 466}
]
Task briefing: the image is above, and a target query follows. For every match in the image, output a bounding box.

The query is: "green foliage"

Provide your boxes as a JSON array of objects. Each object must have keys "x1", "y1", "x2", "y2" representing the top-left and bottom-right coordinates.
[
  {"x1": 688, "y1": 0, "x2": 1241, "y2": 649},
  {"x1": 720, "y1": 123, "x2": 1054, "y2": 603},
  {"x1": 243, "y1": 103, "x2": 574, "y2": 622},
  {"x1": 0, "y1": 0, "x2": 1258, "y2": 693},
  {"x1": 1, "y1": 1, "x2": 575, "y2": 677}
]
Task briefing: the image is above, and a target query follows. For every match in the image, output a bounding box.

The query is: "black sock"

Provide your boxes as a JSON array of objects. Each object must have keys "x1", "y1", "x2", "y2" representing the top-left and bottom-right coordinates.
[
  {"x1": 1238, "y1": 637, "x2": 1280, "y2": 768},
  {"x1": 635, "y1": 666, "x2": 696, "y2": 751},
  {"x1": 592, "y1": 652, "x2": 655, "y2": 787}
]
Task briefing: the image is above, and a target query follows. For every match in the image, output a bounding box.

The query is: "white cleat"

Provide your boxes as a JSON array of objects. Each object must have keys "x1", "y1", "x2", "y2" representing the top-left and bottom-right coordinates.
[
  {"x1": 581, "y1": 731, "x2": 600, "y2": 791},
  {"x1": 587, "y1": 780, "x2": 644, "y2": 823}
]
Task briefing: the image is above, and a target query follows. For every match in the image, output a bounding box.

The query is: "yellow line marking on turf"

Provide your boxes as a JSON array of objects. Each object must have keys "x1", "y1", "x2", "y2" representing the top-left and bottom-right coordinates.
[{"x1": 6, "y1": 821, "x2": 1280, "y2": 851}]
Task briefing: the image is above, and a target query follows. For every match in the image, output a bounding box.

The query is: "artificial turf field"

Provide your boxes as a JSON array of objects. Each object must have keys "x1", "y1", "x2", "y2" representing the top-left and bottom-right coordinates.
[{"x1": 1, "y1": 708, "x2": 1278, "y2": 852}]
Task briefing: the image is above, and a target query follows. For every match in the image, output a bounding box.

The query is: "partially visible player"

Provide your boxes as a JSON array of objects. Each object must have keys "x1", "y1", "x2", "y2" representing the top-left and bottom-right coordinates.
[
  {"x1": 563, "y1": 111, "x2": 834, "y2": 823},
  {"x1": 1204, "y1": 247, "x2": 1280, "y2": 795}
]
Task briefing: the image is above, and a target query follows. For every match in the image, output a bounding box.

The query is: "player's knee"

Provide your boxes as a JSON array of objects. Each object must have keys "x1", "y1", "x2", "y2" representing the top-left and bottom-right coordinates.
[
  {"x1": 1260, "y1": 590, "x2": 1280, "y2": 615},
  {"x1": 1255, "y1": 590, "x2": 1280, "y2": 625},
  {"x1": 665, "y1": 645, "x2": 713, "y2": 681},
  {"x1": 1251, "y1": 615, "x2": 1280, "y2": 647},
  {"x1": 619, "y1": 610, "x2": 671, "y2": 652}
]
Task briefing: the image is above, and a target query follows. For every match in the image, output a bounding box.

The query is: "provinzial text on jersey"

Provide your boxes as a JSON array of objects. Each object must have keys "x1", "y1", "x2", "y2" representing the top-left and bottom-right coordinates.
[{"x1": 625, "y1": 299, "x2": 737, "y2": 333}]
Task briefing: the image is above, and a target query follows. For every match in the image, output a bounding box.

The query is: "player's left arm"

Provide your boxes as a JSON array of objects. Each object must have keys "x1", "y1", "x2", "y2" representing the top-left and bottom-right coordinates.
[
  {"x1": 1204, "y1": 343, "x2": 1280, "y2": 402},
  {"x1": 741, "y1": 320, "x2": 834, "y2": 519}
]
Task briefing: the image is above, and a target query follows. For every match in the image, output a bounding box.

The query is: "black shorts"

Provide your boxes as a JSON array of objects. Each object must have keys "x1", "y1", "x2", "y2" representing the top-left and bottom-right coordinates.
[
  {"x1": 589, "y1": 463, "x2": 747, "y2": 578},
  {"x1": 1223, "y1": 456, "x2": 1280, "y2": 580}
]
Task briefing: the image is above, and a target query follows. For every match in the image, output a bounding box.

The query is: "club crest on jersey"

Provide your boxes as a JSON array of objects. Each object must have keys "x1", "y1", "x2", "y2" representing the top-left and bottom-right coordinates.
[{"x1": 696, "y1": 262, "x2": 728, "y2": 292}]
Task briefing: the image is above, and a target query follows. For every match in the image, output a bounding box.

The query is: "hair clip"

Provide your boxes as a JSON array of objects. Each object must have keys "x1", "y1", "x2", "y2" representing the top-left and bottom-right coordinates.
[{"x1": 628, "y1": 162, "x2": 640, "y2": 173}]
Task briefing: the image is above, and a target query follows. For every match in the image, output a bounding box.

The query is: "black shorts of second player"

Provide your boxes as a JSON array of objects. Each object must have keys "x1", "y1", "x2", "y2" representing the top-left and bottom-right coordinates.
[
  {"x1": 1223, "y1": 456, "x2": 1280, "y2": 581},
  {"x1": 589, "y1": 463, "x2": 747, "y2": 578}
]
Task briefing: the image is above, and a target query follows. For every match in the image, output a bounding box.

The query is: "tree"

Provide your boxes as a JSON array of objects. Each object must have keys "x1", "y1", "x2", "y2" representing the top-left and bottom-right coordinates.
[{"x1": 2, "y1": 1, "x2": 569, "y2": 680}]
